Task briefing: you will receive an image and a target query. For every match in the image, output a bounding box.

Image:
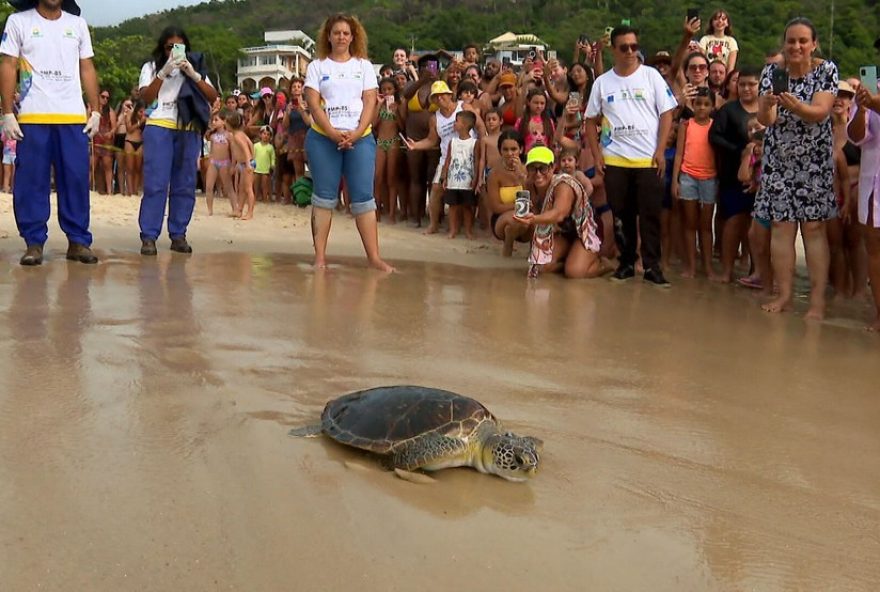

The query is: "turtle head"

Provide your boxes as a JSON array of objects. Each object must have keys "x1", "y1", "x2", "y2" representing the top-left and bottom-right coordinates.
[{"x1": 482, "y1": 431, "x2": 543, "y2": 482}]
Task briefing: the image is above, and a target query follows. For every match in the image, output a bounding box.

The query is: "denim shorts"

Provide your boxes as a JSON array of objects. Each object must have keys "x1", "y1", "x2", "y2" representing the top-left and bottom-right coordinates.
[
  {"x1": 305, "y1": 129, "x2": 377, "y2": 215},
  {"x1": 679, "y1": 172, "x2": 718, "y2": 204}
]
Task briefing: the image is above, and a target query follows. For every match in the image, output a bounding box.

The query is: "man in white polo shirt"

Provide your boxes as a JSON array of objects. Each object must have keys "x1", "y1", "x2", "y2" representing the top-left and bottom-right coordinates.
[
  {"x1": 586, "y1": 25, "x2": 677, "y2": 286},
  {"x1": 0, "y1": 0, "x2": 102, "y2": 265}
]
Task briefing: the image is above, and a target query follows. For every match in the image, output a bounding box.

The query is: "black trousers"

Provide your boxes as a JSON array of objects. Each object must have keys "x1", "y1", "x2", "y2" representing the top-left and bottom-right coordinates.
[{"x1": 603, "y1": 165, "x2": 663, "y2": 271}]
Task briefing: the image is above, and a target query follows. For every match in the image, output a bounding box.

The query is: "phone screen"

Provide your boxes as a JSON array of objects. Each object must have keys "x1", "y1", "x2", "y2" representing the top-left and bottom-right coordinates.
[
  {"x1": 568, "y1": 92, "x2": 580, "y2": 107},
  {"x1": 860, "y1": 65, "x2": 879, "y2": 92},
  {"x1": 771, "y1": 68, "x2": 789, "y2": 95},
  {"x1": 171, "y1": 43, "x2": 186, "y2": 62},
  {"x1": 686, "y1": 8, "x2": 699, "y2": 21}
]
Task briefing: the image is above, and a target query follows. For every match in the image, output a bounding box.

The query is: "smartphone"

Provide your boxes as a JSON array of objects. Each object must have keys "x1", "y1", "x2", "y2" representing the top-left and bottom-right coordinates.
[
  {"x1": 567, "y1": 91, "x2": 581, "y2": 107},
  {"x1": 578, "y1": 34, "x2": 590, "y2": 45},
  {"x1": 385, "y1": 95, "x2": 395, "y2": 108},
  {"x1": 771, "y1": 67, "x2": 789, "y2": 95},
  {"x1": 528, "y1": 47, "x2": 537, "y2": 59},
  {"x1": 171, "y1": 43, "x2": 186, "y2": 62},
  {"x1": 686, "y1": 8, "x2": 699, "y2": 21},
  {"x1": 426, "y1": 61, "x2": 438, "y2": 76},
  {"x1": 860, "y1": 65, "x2": 879, "y2": 93},
  {"x1": 514, "y1": 190, "x2": 531, "y2": 218}
]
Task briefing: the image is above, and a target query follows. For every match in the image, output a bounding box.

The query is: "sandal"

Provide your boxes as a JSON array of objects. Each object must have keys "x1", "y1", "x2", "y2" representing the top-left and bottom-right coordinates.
[{"x1": 737, "y1": 276, "x2": 763, "y2": 290}]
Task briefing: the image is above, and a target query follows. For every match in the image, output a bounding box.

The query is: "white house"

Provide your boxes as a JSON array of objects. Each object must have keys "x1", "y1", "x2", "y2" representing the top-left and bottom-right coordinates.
[
  {"x1": 237, "y1": 30, "x2": 315, "y2": 92},
  {"x1": 483, "y1": 32, "x2": 555, "y2": 67}
]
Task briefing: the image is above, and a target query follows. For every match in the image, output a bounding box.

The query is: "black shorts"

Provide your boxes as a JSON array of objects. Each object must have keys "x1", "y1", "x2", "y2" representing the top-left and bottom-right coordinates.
[
  {"x1": 444, "y1": 189, "x2": 476, "y2": 206},
  {"x1": 719, "y1": 185, "x2": 755, "y2": 219}
]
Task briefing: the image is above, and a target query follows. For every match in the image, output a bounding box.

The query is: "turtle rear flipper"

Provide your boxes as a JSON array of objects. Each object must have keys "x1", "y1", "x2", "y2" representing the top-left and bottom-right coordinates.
[{"x1": 289, "y1": 424, "x2": 323, "y2": 437}]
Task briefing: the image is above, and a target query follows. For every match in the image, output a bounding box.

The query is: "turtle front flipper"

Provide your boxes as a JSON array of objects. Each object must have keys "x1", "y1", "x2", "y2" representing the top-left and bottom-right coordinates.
[
  {"x1": 288, "y1": 424, "x2": 323, "y2": 437},
  {"x1": 391, "y1": 433, "x2": 471, "y2": 472}
]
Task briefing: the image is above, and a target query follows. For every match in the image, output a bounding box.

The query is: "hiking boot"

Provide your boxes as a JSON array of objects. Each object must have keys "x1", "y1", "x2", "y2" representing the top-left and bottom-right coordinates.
[
  {"x1": 140, "y1": 239, "x2": 158, "y2": 256},
  {"x1": 611, "y1": 264, "x2": 635, "y2": 282},
  {"x1": 66, "y1": 242, "x2": 98, "y2": 264},
  {"x1": 170, "y1": 237, "x2": 192, "y2": 253},
  {"x1": 643, "y1": 267, "x2": 671, "y2": 288},
  {"x1": 20, "y1": 244, "x2": 43, "y2": 266}
]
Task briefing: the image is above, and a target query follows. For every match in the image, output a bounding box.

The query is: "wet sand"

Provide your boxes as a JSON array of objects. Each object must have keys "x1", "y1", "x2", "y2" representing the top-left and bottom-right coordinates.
[{"x1": 0, "y1": 194, "x2": 878, "y2": 590}]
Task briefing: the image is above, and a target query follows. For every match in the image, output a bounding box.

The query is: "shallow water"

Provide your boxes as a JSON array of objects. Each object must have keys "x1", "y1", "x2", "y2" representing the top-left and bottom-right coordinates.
[{"x1": 0, "y1": 252, "x2": 877, "y2": 590}]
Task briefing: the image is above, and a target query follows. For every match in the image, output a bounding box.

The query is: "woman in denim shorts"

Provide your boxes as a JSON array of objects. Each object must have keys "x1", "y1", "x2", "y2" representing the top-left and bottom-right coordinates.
[{"x1": 303, "y1": 13, "x2": 393, "y2": 272}]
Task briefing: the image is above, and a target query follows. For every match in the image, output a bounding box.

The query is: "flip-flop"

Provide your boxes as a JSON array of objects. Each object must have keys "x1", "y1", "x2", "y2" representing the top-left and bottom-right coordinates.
[{"x1": 737, "y1": 276, "x2": 763, "y2": 290}]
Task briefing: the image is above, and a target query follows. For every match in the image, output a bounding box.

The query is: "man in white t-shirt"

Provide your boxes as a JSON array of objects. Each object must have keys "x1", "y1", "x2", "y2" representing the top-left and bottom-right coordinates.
[
  {"x1": 0, "y1": 0, "x2": 102, "y2": 265},
  {"x1": 585, "y1": 25, "x2": 676, "y2": 286}
]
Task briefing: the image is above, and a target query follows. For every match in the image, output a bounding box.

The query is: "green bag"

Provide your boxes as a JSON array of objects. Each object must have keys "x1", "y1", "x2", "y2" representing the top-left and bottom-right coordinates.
[{"x1": 292, "y1": 176, "x2": 312, "y2": 207}]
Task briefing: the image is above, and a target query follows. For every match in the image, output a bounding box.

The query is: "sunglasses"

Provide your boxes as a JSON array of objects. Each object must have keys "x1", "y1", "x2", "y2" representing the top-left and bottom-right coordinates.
[
  {"x1": 100, "y1": 95, "x2": 109, "y2": 99},
  {"x1": 688, "y1": 64, "x2": 708, "y2": 71},
  {"x1": 616, "y1": 43, "x2": 640, "y2": 53},
  {"x1": 528, "y1": 164, "x2": 552, "y2": 174}
]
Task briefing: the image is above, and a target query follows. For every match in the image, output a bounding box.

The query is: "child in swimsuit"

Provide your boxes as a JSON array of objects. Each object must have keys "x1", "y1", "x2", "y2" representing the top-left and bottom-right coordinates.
[
  {"x1": 374, "y1": 77, "x2": 403, "y2": 223},
  {"x1": 226, "y1": 111, "x2": 255, "y2": 220},
  {"x1": 477, "y1": 108, "x2": 502, "y2": 229},
  {"x1": 204, "y1": 112, "x2": 235, "y2": 216},
  {"x1": 123, "y1": 102, "x2": 146, "y2": 197}
]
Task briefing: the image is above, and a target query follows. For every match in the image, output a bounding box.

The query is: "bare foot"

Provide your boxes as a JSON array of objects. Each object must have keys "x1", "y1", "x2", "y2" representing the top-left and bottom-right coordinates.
[
  {"x1": 208, "y1": 210, "x2": 213, "y2": 216},
  {"x1": 680, "y1": 270, "x2": 695, "y2": 279},
  {"x1": 368, "y1": 258, "x2": 395, "y2": 273},
  {"x1": 422, "y1": 226, "x2": 439, "y2": 235},
  {"x1": 866, "y1": 316, "x2": 880, "y2": 332},
  {"x1": 709, "y1": 273, "x2": 729, "y2": 283},
  {"x1": 447, "y1": 232, "x2": 457, "y2": 239},
  {"x1": 240, "y1": 214, "x2": 253, "y2": 221},
  {"x1": 465, "y1": 232, "x2": 475, "y2": 240},
  {"x1": 313, "y1": 258, "x2": 329, "y2": 269},
  {"x1": 761, "y1": 296, "x2": 791, "y2": 313},
  {"x1": 804, "y1": 304, "x2": 825, "y2": 321}
]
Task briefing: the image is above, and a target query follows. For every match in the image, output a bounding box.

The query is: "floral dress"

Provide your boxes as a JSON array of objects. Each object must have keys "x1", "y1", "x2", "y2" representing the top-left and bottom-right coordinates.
[
  {"x1": 528, "y1": 174, "x2": 601, "y2": 277},
  {"x1": 754, "y1": 60, "x2": 838, "y2": 222}
]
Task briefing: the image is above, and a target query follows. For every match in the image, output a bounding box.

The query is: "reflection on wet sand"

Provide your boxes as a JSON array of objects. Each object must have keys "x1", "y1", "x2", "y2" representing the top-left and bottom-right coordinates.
[{"x1": 0, "y1": 252, "x2": 878, "y2": 590}]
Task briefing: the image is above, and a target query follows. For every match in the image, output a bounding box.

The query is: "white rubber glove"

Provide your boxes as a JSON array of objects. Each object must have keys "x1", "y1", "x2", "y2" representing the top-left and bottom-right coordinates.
[
  {"x1": 156, "y1": 58, "x2": 179, "y2": 81},
  {"x1": 178, "y1": 60, "x2": 202, "y2": 83},
  {"x1": 82, "y1": 111, "x2": 101, "y2": 138},
  {"x1": 2, "y1": 113, "x2": 23, "y2": 140}
]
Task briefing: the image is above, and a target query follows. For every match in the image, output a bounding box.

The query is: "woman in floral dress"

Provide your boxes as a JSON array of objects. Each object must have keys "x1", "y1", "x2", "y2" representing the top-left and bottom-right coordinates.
[{"x1": 755, "y1": 17, "x2": 837, "y2": 320}]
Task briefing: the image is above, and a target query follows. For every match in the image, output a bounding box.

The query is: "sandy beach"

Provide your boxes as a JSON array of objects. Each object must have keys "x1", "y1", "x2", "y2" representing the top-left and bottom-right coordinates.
[{"x1": 0, "y1": 192, "x2": 878, "y2": 591}]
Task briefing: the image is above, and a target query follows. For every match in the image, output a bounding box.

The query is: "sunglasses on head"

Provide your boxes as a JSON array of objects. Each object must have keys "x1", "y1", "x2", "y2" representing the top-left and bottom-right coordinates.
[{"x1": 616, "y1": 43, "x2": 639, "y2": 53}]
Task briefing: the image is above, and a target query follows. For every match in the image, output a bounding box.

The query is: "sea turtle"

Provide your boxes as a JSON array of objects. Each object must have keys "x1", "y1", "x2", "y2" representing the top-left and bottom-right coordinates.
[{"x1": 289, "y1": 386, "x2": 542, "y2": 482}]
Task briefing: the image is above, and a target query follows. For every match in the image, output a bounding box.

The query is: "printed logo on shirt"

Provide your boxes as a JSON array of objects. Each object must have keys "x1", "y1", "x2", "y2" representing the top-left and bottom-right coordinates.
[
  {"x1": 606, "y1": 95, "x2": 614, "y2": 103},
  {"x1": 63, "y1": 28, "x2": 77, "y2": 39},
  {"x1": 31, "y1": 27, "x2": 42, "y2": 38}
]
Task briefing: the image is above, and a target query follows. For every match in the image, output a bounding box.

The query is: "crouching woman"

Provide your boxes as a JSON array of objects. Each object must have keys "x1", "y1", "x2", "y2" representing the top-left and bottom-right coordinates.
[{"x1": 514, "y1": 147, "x2": 607, "y2": 278}]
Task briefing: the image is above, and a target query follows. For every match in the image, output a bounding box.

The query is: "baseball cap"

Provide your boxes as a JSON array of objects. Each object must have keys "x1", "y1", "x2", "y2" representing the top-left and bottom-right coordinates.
[
  {"x1": 525, "y1": 146, "x2": 554, "y2": 167},
  {"x1": 260, "y1": 87, "x2": 274, "y2": 97},
  {"x1": 429, "y1": 80, "x2": 453, "y2": 97},
  {"x1": 649, "y1": 50, "x2": 672, "y2": 66},
  {"x1": 499, "y1": 72, "x2": 517, "y2": 88}
]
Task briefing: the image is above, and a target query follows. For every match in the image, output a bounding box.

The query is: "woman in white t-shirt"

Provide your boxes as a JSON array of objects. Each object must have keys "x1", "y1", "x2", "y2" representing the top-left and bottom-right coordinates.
[
  {"x1": 137, "y1": 26, "x2": 217, "y2": 256},
  {"x1": 304, "y1": 13, "x2": 393, "y2": 272},
  {"x1": 699, "y1": 9, "x2": 739, "y2": 71}
]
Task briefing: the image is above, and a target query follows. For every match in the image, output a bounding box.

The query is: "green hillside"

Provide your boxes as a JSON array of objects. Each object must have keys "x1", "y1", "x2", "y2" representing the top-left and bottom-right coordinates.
[{"x1": 32, "y1": 0, "x2": 880, "y2": 98}]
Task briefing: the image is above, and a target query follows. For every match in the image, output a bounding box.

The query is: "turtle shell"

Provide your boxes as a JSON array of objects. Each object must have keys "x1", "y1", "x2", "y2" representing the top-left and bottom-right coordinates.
[{"x1": 320, "y1": 386, "x2": 497, "y2": 454}]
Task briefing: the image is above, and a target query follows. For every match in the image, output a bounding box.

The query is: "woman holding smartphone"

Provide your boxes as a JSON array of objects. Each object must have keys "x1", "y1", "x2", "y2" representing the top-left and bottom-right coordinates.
[
  {"x1": 755, "y1": 17, "x2": 837, "y2": 320},
  {"x1": 137, "y1": 26, "x2": 217, "y2": 255}
]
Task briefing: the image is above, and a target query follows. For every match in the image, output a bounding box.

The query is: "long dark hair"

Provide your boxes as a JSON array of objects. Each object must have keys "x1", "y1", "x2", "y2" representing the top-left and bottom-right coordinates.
[
  {"x1": 517, "y1": 88, "x2": 554, "y2": 146},
  {"x1": 152, "y1": 26, "x2": 191, "y2": 70}
]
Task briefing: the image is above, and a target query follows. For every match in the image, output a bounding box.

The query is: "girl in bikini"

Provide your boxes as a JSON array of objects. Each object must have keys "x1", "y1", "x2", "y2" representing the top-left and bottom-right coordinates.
[
  {"x1": 204, "y1": 112, "x2": 235, "y2": 216},
  {"x1": 373, "y1": 77, "x2": 403, "y2": 223},
  {"x1": 487, "y1": 130, "x2": 530, "y2": 256},
  {"x1": 123, "y1": 101, "x2": 145, "y2": 197}
]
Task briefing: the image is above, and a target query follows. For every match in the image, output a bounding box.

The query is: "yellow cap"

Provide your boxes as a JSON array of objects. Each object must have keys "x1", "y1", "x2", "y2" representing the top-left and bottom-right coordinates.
[
  {"x1": 429, "y1": 80, "x2": 453, "y2": 97},
  {"x1": 525, "y1": 146, "x2": 555, "y2": 167}
]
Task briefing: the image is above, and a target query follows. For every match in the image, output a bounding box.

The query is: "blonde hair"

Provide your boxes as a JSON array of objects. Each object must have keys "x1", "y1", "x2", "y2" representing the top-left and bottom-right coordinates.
[{"x1": 316, "y1": 14, "x2": 369, "y2": 59}]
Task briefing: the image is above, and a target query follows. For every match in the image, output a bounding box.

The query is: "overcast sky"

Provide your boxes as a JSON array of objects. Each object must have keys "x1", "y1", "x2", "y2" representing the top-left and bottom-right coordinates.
[{"x1": 77, "y1": 0, "x2": 205, "y2": 27}]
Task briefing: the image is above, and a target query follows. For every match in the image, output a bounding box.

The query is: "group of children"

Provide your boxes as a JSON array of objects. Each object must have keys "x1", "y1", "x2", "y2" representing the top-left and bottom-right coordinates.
[{"x1": 201, "y1": 110, "x2": 278, "y2": 220}]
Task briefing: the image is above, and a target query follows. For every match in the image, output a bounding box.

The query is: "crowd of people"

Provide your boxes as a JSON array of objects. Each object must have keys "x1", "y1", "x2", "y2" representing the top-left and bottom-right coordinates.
[{"x1": 1, "y1": 1, "x2": 880, "y2": 330}]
